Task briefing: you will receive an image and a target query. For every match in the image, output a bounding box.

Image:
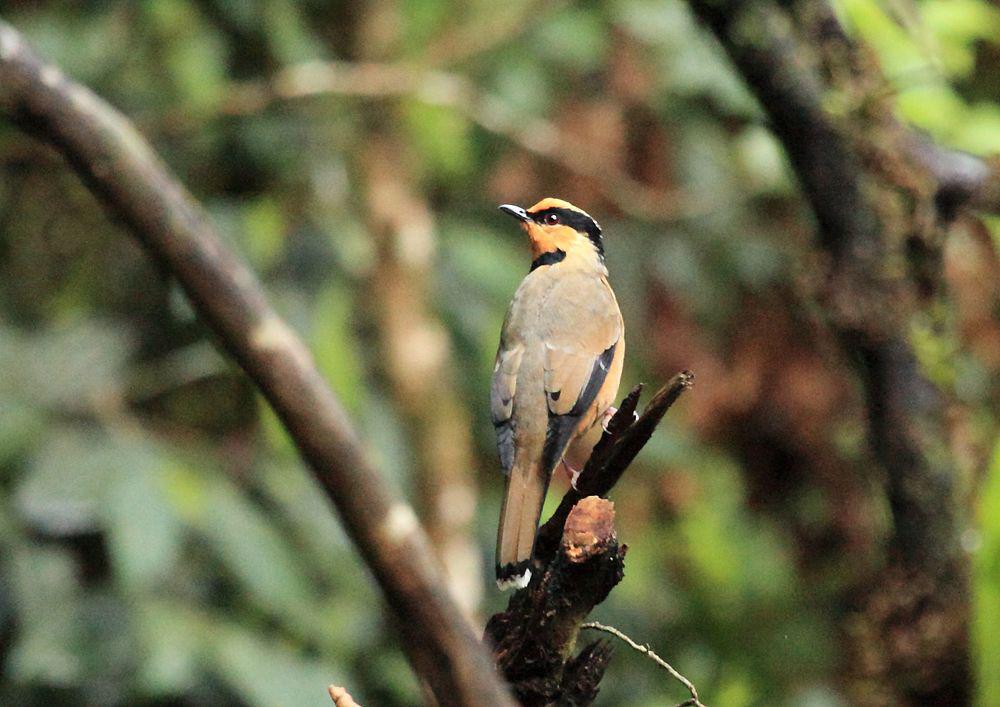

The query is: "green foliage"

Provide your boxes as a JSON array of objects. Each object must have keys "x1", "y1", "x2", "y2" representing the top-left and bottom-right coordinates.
[
  {"x1": 841, "y1": 0, "x2": 1000, "y2": 152},
  {"x1": 975, "y1": 442, "x2": 1000, "y2": 707}
]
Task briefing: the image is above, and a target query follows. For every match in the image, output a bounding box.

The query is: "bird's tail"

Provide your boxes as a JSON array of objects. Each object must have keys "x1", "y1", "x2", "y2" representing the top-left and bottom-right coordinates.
[{"x1": 495, "y1": 458, "x2": 549, "y2": 590}]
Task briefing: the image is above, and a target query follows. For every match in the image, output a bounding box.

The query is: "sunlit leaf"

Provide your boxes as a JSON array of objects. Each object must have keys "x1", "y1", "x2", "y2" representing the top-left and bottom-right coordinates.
[{"x1": 975, "y1": 442, "x2": 1000, "y2": 706}]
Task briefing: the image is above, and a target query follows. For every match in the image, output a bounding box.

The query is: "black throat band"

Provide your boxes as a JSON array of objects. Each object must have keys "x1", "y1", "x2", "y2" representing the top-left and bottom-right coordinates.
[{"x1": 530, "y1": 248, "x2": 567, "y2": 271}]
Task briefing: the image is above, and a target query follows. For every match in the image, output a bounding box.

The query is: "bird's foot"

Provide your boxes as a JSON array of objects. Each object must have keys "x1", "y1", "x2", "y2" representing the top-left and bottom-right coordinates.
[
  {"x1": 600, "y1": 405, "x2": 637, "y2": 433},
  {"x1": 600, "y1": 406, "x2": 618, "y2": 433},
  {"x1": 561, "y1": 458, "x2": 582, "y2": 490}
]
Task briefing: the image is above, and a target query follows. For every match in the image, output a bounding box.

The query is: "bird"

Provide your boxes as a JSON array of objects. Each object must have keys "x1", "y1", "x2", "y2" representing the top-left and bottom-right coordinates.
[{"x1": 492, "y1": 197, "x2": 624, "y2": 590}]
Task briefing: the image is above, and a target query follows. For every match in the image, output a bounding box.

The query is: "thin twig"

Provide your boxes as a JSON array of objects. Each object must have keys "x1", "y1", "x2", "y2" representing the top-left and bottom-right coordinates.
[
  {"x1": 222, "y1": 61, "x2": 711, "y2": 222},
  {"x1": 422, "y1": 0, "x2": 565, "y2": 67},
  {"x1": 327, "y1": 684, "x2": 362, "y2": 707},
  {"x1": 581, "y1": 621, "x2": 705, "y2": 707}
]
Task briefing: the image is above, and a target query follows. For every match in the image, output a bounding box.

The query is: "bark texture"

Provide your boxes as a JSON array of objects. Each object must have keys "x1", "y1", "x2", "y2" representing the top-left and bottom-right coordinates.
[{"x1": 0, "y1": 21, "x2": 512, "y2": 706}]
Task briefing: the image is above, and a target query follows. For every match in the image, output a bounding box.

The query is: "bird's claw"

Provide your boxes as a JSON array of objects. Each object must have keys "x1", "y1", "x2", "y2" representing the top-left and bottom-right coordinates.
[
  {"x1": 600, "y1": 406, "x2": 617, "y2": 433},
  {"x1": 600, "y1": 405, "x2": 637, "y2": 434},
  {"x1": 561, "y1": 459, "x2": 581, "y2": 490}
]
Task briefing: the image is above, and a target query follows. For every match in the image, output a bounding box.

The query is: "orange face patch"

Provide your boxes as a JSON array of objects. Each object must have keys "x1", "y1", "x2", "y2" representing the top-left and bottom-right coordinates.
[
  {"x1": 522, "y1": 198, "x2": 595, "y2": 258},
  {"x1": 521, "y1": 222, "x2": 579, "y2": 259}
]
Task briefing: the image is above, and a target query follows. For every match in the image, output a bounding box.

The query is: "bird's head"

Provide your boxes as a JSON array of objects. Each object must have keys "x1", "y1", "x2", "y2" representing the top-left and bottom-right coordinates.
[{"x1": 498, "y1": 198, "x2": 603, "y2": 264}]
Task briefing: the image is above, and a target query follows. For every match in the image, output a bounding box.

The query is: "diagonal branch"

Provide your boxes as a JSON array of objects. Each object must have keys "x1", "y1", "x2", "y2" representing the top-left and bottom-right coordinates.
[
  {"x1": 688, "y1": 0, "x2": 959, "y2": 581},
  {"x1": 535, "y1": 371, "x2": 694, "y2": 563},
  {"x1": 486, "y1": 375, "x2": 694, "y2": 704},
  {"x1": 0, "y1": 20, "x2": 512, "y2": 707}
]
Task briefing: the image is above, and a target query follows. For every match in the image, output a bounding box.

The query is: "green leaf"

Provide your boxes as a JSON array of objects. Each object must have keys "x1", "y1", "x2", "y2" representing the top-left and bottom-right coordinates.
[
  {"x1": 103, "y1": 441, "x2": 183, "y2": 591},
  {"x1": 532, "y1": 8, "x2": 609, "y2": 73},
  {"x1": 975, "y1": 441, "x2": 1000, "y2": 706},
  {"x1": 401, "y1": 100, "x2": 474, "y2": 180},
  {"x1": 207, "y1": 621, "x2": 351, "y2": 707},
  {"x1": 243, "y1": 197, "x2": 287, "y2": 271},
  {"x1": 132, "y1": 601, "x2": 203, "y2": 696},
  {"x1": 0, "y1": 398, "x2": 45, "y2": 468},
  {"x1": 0, "y1": 321, "x2": 132, "y2": 412},
  {"x1": 6, "y1": 544, "x2": 85, "y2": 685},
  {"x1": 311, "y1": 284, "x2": 364, "y2": 414},
  {"x1": 193, "y1": 478, "x2": 316, "y2": 620},
  {"x1": 16, "y1": 429, "x2": 113, "y2": 534}
]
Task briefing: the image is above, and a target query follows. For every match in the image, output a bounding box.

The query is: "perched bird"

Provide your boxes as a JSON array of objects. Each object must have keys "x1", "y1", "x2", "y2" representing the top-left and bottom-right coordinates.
[{"x1": 492, "y1": 198, "x2": 624, "y2": 590}]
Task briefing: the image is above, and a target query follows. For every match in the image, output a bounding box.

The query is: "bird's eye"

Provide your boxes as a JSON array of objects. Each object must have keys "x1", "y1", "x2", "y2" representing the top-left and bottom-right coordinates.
[{"x1": 544, "y1": 213, "x2": 560, "y2": 226}]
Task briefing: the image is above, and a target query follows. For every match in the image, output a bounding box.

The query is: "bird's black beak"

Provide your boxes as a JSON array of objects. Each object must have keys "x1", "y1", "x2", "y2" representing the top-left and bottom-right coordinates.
[{"x1": 499, "y1": 204, "x2": 531, "y2": 223}]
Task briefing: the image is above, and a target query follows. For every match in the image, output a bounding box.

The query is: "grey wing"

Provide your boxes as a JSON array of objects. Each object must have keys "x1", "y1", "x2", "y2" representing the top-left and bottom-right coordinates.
[
  {"x1": 491, "y1": 344, "x2": 524, "y2": 474},
  {"x1": 540, "y1": 341, "x2": 617, "y2": 476},
  {"x1": 539, "y1": 279, "x2": 623, "y2": 475}
]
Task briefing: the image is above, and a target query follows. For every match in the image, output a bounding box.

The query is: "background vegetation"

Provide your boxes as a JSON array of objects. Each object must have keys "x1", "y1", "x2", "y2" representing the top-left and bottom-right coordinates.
[{"x1": 1, "y1": 1, "x2": 998, "y2": 705}]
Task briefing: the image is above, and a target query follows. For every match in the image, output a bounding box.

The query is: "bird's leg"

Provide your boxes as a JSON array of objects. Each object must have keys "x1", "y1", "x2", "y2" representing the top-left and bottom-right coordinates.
[
  {"x1": 561, "y1": 458, "x2": 582, "y2": 490},
  {"x1": 600, "y1": 406, "x2": 618, "y2": 433}
]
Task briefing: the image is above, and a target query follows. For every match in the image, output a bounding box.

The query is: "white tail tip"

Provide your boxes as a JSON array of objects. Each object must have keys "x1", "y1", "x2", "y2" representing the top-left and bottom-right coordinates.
[{"x1": 496, "y1": 567, "x2": 532, "y2": 591}]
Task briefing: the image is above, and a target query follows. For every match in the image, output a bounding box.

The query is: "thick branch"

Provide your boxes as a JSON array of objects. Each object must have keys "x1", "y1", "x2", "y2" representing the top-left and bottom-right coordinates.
[
  {"x1": 687, "y1": 1, "x2": 970, "y2": 702},
  {"x1": 486, "y1": 496, "x2": 625, "y2": 706},
  {"x1": 688, "y1": 0, "x2": 957, "y2": 579},
  {"x1": 0, "y1": 21, "x2": 511, "y2": 706}
]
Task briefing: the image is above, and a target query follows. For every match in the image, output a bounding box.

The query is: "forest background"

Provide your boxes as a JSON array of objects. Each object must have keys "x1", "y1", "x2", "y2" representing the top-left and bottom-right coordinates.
[{"x1": 1, "y1": 1, "x2": 999, "y2": 705}]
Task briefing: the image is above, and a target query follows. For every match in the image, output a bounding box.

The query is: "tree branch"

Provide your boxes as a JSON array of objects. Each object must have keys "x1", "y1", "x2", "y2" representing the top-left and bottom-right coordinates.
[
  {"x1": 687, "y1": 1, "x2": 972, "y2": 702},
  {"x1": 0, "y1": 21, "x2": 512, "y2": 706},
  {"x1": 535, "y1": 371, "x2": 694, "y2": 563},
  {"x1": 486, "y1": 377, "x2": 693, "y2": 705},
  {"x1": 580, "y1": 621, "x2": 704, "y2": 707},
  {"x1": 221, "y1": 60, "x2": 708, "y2": 222},
  {"x1": 689, "y1": 0, "x2": 960, "y2": 578},
  {"x1": 486, "y1": 496, "x2": 626, "y2": 706}
]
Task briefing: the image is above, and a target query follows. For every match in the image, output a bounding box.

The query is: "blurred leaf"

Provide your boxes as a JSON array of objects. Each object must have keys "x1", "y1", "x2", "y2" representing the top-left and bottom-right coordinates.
[
  {"x1": 0, "y1": 321, "x2": 132, "y2": 412},
  {"x1": 103, "y1": 440, "x2": 183, "y2": 591},
  {"x1": 0, "y1": 398, "x2": 45, "y2": 468},
  {"x1": 207, "y1": 621, "x2": 348, "y2": 707},
  {"x1": 923, "y1": 0, "x2": 1000, "y2": 77},
  {"x1": 401, "y1": 0, "x2": 451, "y2": 56},
  {"x1": 257, "y1": 462, "x2": 350, "y2": 571},
  {"x1": 841, "y1": 0, "x2": 927, "y2": 77},
  {"x1": 532, "y1": 8, "x2": 609, "y2": 73},
  {"x1": 975, "y1": 441, "x2": 1000, "y2": 706},
  {"x1": 263, "y1": 0, "x2": 324, "y2": 64},
  {"x1": 243, "y1": 196, "x2": 288, "y2": 271},
  {"x1": 146, "y1": 0, "x2": 228, "y2": 116},
  {"x1": 6, "y1": 544, "x2": 84, "y2": 685},
  {"x1": 133, "y1": 601, "x2": 203, "y2": 695},
  {"x1": 16, "y1": 429, "x2": 113, "y2": 535},
  {"x1": 401, "y1": 100, "x2": 474, "y2": 180},
  {"x1": 490, "y1": 57, "x2": 553, "y2": 117},
  {"x1": 312, "y1": 283, "x2": 364, "y2": 414},
  {"x1": 194, "y1": 476, "x2": 317, "y2": 620}
]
